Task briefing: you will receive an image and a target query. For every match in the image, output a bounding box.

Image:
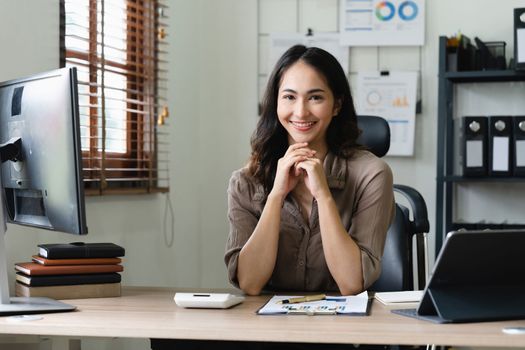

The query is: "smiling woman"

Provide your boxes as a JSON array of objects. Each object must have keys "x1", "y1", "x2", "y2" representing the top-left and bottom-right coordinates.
[
  {"x1": 60, "y1": 0, "x2": 170, "y2": 195},
  {"x1": 225, "y1": 45, "x2": 395, "y2": 298}
]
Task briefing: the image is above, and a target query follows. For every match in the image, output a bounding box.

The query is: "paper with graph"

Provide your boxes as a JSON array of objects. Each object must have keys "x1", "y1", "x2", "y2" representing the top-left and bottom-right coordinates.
[{"x1": 355, "y1": 71, "x2": 418, "y2": 156}]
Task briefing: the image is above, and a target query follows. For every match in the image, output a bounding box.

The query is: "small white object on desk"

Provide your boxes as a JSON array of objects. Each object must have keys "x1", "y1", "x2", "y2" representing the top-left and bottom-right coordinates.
[
  {"x1": 6, "y1": 315, "x2": 44, "y2": 322},
  {"x1": 502, "y1": 327, "x2": 525, "y2": 335},
  {"x1": 374, "y1": 291, "x2": 423, "y2": 306},
  {"x1": 174, "y1": 293, "x2": 245, "y2": 309}
]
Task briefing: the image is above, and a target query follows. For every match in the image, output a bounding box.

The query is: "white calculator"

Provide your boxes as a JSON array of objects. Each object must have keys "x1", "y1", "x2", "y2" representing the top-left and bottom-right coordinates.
[{"x1": 174, "y1": 293, "x2": 245, "y2": 309}]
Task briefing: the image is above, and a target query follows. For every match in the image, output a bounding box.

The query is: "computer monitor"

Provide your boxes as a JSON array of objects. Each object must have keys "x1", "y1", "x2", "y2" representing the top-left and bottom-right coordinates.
[{"x1": 0, "y1": 67, "x2": 87, "y2": 315}]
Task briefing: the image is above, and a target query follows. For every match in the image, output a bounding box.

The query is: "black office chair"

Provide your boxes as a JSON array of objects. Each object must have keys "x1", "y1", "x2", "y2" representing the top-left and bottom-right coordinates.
[{"x1": 356, "y1": 115, "x2": 430, "y2": 292}]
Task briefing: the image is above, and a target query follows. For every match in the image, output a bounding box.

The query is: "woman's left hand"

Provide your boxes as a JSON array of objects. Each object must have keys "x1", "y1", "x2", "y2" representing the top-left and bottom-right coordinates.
[{"x1": 295, "y1": 158, "x2": 331, "y2": 200}]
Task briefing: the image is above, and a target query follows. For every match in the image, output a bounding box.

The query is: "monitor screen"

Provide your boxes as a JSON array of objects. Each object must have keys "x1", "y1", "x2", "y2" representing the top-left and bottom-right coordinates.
[{"x1": 0, "y1": 67, "x2": 87, "y2": 235}]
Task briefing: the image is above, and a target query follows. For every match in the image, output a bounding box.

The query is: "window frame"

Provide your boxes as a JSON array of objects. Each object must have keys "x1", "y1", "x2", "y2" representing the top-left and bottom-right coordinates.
[{"x1": 60, "y1": 0, "x2": 168, "y2": 195}]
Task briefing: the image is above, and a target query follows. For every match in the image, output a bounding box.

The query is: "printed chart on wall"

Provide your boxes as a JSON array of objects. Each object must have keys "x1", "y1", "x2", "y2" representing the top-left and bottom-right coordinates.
[
  {"x1": 356, "y1": 71, "x2": 417, "y2": 156},
  {"x1": 339, "y1": 0, "x2": 425, "y2": 46}
]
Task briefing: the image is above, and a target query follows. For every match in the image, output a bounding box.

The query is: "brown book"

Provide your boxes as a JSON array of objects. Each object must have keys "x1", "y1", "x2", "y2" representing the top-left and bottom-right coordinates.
[
  {"x1": 15, "y1": 262, "x2": 123, "y2": 276},
  {"x1": 15, "y1": 282, "x2": 121, "y2": 299},
  {"x1": 32, "y1": 255, "x2": 122, "y2": 266}
]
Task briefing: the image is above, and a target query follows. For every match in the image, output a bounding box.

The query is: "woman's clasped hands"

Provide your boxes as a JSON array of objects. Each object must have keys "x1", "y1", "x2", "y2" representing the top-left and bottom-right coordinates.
[{"x1": 271, "y1": 142, "x2": 330, "y2": 200}]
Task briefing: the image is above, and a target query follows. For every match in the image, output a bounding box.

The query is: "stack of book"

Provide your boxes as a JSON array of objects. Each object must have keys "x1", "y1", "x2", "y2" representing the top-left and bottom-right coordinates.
[{"x1": 14, "y1": 242, "x2": 125, "y2": 300}]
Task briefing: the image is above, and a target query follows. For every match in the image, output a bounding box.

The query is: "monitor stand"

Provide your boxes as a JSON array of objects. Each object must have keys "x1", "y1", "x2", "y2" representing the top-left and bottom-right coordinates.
[{"x1": 0, "y1": 143, "x2": 76, "y2": 316}]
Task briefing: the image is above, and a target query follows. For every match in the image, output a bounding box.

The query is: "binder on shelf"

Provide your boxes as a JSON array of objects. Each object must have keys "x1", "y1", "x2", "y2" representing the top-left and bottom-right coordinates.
[
  {"x1": 461, "y1": 116, "x2": 488, "y2": 177},
  {"x1": 488, "y1": 116, "x2": 512, "y2": 176},
  {"x1": 514, "y1": 8, "x2": 525, "y2": 71},
  {"x1": 513, "y1": 116, "x2": 525, "y2": 176}
]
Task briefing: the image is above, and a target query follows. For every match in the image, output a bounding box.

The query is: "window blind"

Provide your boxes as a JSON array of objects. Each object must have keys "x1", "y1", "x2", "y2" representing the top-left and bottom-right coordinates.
[{"x1": 60, "y1": 0, "x2": 169, "y2": 195}]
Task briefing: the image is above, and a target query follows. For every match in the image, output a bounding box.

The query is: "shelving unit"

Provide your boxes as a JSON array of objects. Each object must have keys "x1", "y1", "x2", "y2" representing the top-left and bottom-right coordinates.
[{"x1": 435, "y1": 36, "x2": 525, "y2": 255}]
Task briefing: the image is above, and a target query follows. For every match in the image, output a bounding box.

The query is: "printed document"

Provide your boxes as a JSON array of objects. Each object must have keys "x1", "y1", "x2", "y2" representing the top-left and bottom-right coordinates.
[
  {"x1": 257, "y1": 291, "x2": 369, "y2": 315},
  {"x1": 356, "y1": 71, "x2": 418, "y2": 156}
]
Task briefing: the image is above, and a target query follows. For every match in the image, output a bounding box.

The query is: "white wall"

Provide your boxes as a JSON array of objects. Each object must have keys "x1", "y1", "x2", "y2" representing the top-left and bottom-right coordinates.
[{"x1": 194, "y1": 0, "x2": 258, "y2": 286}]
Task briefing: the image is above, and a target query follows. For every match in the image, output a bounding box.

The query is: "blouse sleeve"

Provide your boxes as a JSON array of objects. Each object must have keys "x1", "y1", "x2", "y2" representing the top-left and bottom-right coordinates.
[
  {"x1": 349, "y1": 159, "x2": 395, "y2": 289},
  {"x1": 224, "y1": 170, "x2": 263, "y2": 288}
]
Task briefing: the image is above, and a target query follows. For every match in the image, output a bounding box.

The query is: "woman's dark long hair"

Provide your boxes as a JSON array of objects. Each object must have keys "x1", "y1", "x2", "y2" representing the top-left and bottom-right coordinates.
[{"x1": 248, "y1": 45, "x2": 360, "y2": 193}]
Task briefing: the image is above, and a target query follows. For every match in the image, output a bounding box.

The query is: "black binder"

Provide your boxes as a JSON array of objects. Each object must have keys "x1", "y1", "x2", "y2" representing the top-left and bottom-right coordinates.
[
  {"x1": 461, "y1": 116, "x2": 487, "y2": 176},
  {"x1": 513, "y1": 116, "x2": 525, "y2": 176},
  {"x1": 488, "y1": 116, "x2": 512, "y2": 176},
  {"x1": 515, "y1": 8, "x2": 525, "y2": 71},
  {"x1": 393, "y1": 229, "x2": 525, "y2": 323}
]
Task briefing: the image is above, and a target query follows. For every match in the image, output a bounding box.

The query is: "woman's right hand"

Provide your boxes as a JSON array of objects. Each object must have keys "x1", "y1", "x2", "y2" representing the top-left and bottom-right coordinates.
[{"x1": 269, "y1": 142, "x2": 315, "y2": 200}]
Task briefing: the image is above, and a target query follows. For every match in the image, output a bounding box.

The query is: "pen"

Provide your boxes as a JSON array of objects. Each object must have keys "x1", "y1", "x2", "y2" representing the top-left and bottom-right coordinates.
[{"x1": 278, "y1": 294, "x2": 326, "y2": 304}]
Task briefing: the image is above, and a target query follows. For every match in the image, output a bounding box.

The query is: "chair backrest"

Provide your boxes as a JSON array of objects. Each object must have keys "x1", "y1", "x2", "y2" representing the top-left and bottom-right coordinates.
[
  {"x1": 356, "y1": 115, "x2": 429, "y2": 292},
  {"x1": 371, "y1": 205, "x2": 414, "y2": 291},
  {"x1": 356, "y1": 115, "x2": 390, "y2": 157}
]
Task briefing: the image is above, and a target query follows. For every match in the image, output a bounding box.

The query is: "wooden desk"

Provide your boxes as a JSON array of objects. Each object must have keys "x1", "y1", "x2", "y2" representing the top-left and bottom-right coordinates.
[{"x1": 0, "y1": 287, "x2": 524, "y2": 347}]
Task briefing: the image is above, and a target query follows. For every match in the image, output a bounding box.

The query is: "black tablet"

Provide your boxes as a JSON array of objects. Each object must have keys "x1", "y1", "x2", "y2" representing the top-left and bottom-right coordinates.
[{"x1": 393, "y1": 229, "x2": 525, "y2": 323}]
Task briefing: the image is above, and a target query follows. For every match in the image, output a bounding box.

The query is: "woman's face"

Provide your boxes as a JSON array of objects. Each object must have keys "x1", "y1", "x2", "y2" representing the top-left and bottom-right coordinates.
[{"x1": 277, "y1": 60, "x2": 340, "y2": 148}]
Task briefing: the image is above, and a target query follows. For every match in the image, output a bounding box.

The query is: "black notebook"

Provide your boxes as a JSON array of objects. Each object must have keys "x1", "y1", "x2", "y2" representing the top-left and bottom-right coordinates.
[
  {"x1": 38, "y1": 242, "x2": 125, "y2": 259},
  {"x1": 16, "y1": 272, "x2": 122, "y2": 287}
]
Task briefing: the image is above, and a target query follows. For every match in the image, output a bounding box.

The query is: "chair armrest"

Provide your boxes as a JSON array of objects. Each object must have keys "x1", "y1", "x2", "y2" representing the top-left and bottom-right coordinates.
[
  {"x1": 394, "y1": 184, "x2": 430, "y2": 289},
  {"x1": 393, "y1": 184, "x2": 429, "y2": 234}
]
